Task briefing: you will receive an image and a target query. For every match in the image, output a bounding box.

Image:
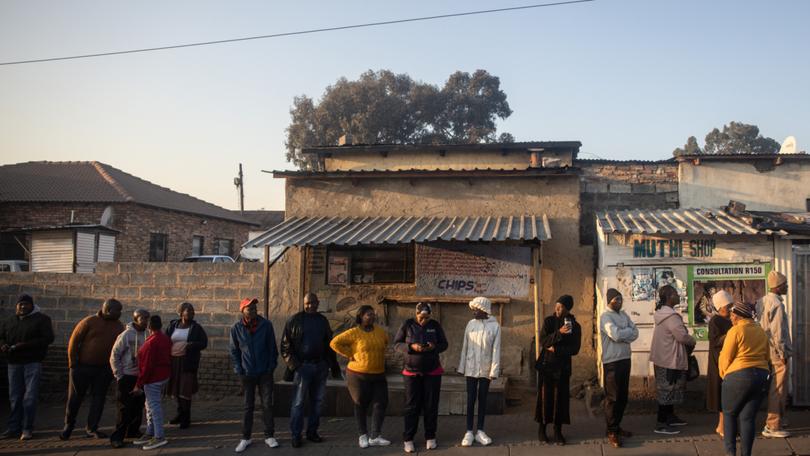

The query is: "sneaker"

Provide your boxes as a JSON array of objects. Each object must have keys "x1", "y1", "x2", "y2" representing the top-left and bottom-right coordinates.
[
  {"x1": 133, "y1": 435, "x2": 153, "y2": 445},
  {"x1": 86, "y1": 429, "x2": 108, "y2": 439},
  {"x1": 111, "y1": 440, "x2": 125, "y2": 448},
  {"x1": 369, "y1": 436, "x2": 390, "y2": 446},
  {"x1": 654, "y1": 424, "x2": 680, "y2": 435},
  {"x1": 762, "y1": 426, "x2": 790, "y2": 438},
  {"x1": 235, "y1": 439, "x2": 252, "y2": 452},
  {"x1": 474, "y1": 431, "x2": 492, "y2": 446},
  {"x1": 291, "y1": 437, "x2": 302, "y2": 448},
  {"x1": 426, "y1": 439, "x2": 437, "y2": 450},
  {"x1": 306, "y1": 432, "x2": 323, "y2": 443},
  {"x1": 359, "y1": 434, "x2": 369, "y2": 448},
  {"x1": 58, "y1": 427, "x2": 72, "y2": 441},
  {"x1": 20, "y1": 430, "x2": 32, "y2": 441},
  {"x1": 404, "y1": 440, "x2": 415, "y2": 453},
  {"x1": 461, "y1": 431, "x2": 474, "y2": 447},
  {"x1": 143, "y1": 437, "x2": 168, "y2": 450},
  {"x1": 667, "y1": 415, "x2": 688, "y2": 427},
  {"x1": 265, "y1": 437, "x2": 279, "y2": 448}
]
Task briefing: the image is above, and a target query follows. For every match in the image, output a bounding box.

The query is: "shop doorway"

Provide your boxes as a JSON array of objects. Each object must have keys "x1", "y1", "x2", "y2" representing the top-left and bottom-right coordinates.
[{"x1": 792, "y1": 244, "x2": 810, "y2": 405}]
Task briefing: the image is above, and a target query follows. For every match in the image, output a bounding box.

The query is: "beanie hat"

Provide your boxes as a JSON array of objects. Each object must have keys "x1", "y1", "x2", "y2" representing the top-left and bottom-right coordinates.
[
  {"x1": 557, "y1": 294, "x2": 574, "y2": 311},
  {"x1": 16, "y1": 294, "x2": 33, "y2": 306},
  {"x1": 711, "y1": 290, "x2": 734, "y2": 311},
  {"x1": 469, "y1": 296, "x2": 492, "y2": 315},
  {"x1": 240, "y1": 297, "x2": 259, "y2": 311},
  {"x1": 732, "y1": 301, "x2": 756, "y2": 319},
  {"x1": 606, "y1": 288, "x2": 621, "y2": 304},
  {"x1": 416, "y1": 302, "x2": 432, "y2": 315},
  {"x1": 768, "y1": 270, "x2": 787, "y2": 289}
]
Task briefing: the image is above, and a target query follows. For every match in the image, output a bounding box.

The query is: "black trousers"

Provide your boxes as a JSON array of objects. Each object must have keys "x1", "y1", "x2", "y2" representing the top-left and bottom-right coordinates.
[
  {"x1": 403, "y1": 374, "x2": 441, "y2": 442},
  {"x1": 242, "y1": 373, "x2": 274, "y2": 439},
  {"x1": 657, "y1": 404, "x2": 674, "y2": 423},
  {"x1": 64, "y1": 365, "x2": 113, "y2": 432},
  {"x1": 110, "y1": 375, "x2": 144, "y2": 442},
  {"x1": 603, "y1": 358, "x2": 631, "y2": 433},
  {"x1": 346, "y1": 371, "x2": 388, "y2": 437},
  {"x1": 466, "y1": 377, "x2": 491, "y2": 431}
]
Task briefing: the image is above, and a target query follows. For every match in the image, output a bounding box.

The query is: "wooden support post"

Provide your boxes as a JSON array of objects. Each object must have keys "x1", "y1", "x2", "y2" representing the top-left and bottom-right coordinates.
[
  {"x1": 298, "y1": 246, "x2": 308, "y2": 312},
  {"x1": 263, "y1": 245, "x2": 270, "y2": 318},
  {"x1": 532, "y1": 246, "x2": 543, "y2": 357}
]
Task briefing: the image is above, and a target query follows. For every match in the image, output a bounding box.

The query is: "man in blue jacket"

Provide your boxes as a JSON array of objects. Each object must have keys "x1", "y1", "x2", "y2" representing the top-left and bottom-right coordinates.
[{"x1": 230, "y1": 297, "x2": 279, "y2": 453}]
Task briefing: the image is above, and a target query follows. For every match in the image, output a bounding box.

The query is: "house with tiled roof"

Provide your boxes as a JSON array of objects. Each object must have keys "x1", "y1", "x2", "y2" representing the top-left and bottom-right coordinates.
[{"x1": 0, "y1": 161, "x2": 259, "y2": 264}]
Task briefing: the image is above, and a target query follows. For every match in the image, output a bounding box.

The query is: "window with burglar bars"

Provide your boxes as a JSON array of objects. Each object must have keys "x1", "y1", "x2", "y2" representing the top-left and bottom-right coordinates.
[
  {"x1": 327, "y1": 244, "x2": 415, "y2": 285},
  {"x1": 148, "y1": 233, "x2": 168, "y2": 262}
]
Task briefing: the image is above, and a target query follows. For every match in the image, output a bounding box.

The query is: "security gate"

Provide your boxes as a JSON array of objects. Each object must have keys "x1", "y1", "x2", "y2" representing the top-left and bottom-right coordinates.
[{"x1": 793, "y1": 245, "x2": 810, "y2": 405}]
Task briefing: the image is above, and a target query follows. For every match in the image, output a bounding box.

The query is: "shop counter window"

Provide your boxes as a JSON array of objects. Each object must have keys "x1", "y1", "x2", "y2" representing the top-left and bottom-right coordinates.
[{"x1": 327, "y1": 244, "x2": 415, "y2": 285}]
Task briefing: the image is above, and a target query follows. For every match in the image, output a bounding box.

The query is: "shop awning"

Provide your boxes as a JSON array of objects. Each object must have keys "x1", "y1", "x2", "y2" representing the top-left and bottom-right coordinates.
[
  {"x1": 597, "y1": 208, "x2": 782, "y2": 235},
  {"x1": 246, "y1": 215, "x2": 551, "y2": 247}
]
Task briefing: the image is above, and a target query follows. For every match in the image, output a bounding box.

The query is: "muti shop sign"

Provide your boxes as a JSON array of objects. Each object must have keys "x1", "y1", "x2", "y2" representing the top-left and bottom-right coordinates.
[{"x1": 633, "y1": 239, "x2": 716, "y2": 258}]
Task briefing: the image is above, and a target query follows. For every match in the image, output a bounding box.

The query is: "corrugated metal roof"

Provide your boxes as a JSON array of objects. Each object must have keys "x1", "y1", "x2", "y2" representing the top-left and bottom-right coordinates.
[
  {"x1": 301, "y1": 141, "x2": 581, "y2": 154},
  {"x1": 596, "y1": 208, "x2": 780, "y2": 235},
  {"x1": 247, "y1": 215, "x2": 551, "y2": 247},
  {"x1": 267, "y1": 167, "x2": 577, "y2": 178}
]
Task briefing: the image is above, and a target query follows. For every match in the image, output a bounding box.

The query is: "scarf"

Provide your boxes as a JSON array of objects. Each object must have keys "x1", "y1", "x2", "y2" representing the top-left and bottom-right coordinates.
[{"x1": 243, "y1": 317, "x2": 259, "y2": 334}]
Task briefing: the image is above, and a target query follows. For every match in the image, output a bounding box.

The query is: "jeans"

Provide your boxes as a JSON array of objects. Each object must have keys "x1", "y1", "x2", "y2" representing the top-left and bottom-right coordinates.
[
  {"x1": 290, "y1": 361, "x2": 328, "y2": 439},
  {"x1": 7, "y1": 362, "x2": 42, "y2": 433},
  {"x1": 144, "y1": 380, "x2": 167, "y2": 439},
  {"x1": 603, "y1": 359, "x2": 631, "y2": 433},
  {"x1": 64, "y1": 365, "x2": 114, "y2": 432},
  {"x1": 722, "y1": 368, "x2": 770, "y2": 456},
  {"x1": 465, "y1": 377, "x2": 491, "y2": 432},
  {"x1": 346, "y1": 371, "x2": 388, "y2": 437},
  {"x1": 242, "y1": 373, "x2": 275, "y2": 439},
  {"x1": 766, "y1": 357, "x2": 788, "y2": 430},
  {"x1": 403, "y1": 374, "x2": 441, "y2": 441},
  {"x1": 110, "y1": 375, "x2": 144, "y2": 443}
]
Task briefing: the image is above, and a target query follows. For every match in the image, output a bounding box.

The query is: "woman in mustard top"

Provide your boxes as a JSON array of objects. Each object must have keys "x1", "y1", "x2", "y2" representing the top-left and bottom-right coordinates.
[
  {"x1": 330, "y1": 305, "x2": 390, "y2": 449},
  {"x1": 719, "y1": 301, "x2": 770, "y2": 456}
]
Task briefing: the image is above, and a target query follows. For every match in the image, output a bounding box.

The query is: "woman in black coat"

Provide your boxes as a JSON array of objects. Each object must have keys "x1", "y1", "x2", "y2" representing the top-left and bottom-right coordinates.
[
  {"x1": 165, "y1": 302, "x2": 208, "y2": 429},
  {"x1": 706, "y1": 291, "x2": 733, "y2": 436},
  {"x1": 535, "y1": 295, "x2": 582, "y2": 445}
]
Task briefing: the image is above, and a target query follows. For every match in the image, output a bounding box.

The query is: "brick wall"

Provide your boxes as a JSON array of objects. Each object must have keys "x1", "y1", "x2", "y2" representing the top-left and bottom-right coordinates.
[
  {"x1": 0, "y1": 202, "x2": 255, "y2": 262},
  {"x1": 578, "y1": 160, "x2": 679, "y2": 245},
  {"x1": 0, "y1": 262, "x2": 267, "y2": 399}
]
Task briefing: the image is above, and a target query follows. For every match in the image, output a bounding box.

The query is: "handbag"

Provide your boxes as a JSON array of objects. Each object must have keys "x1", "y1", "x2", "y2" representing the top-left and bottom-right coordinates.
[{"x1": 687, "y1": 355, "x2": 700, "y2": 381}]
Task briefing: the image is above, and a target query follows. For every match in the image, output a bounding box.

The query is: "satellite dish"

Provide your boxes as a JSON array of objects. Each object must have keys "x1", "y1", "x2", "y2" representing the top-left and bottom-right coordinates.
[
  {"x1": 779, "y1": 136, "x2": 797, "y2": 154},
  {"x1": 100, "y1": 206, "x2": 115, "y2": 227}
]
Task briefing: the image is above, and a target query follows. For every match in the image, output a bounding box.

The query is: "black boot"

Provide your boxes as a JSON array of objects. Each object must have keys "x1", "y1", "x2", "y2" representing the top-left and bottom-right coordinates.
[
  {"x1": 179, "y1": 398, "x2": 191, "y2": 429},
  {"x1": 553, "y1": 424, "x2": 566, "y2": 446},
  {"x1": 169, "y1": 399, "x2": 183, "y2": 425},
  {"x1": 537, "y1": 424, "x2": 548, "y2": 443}
]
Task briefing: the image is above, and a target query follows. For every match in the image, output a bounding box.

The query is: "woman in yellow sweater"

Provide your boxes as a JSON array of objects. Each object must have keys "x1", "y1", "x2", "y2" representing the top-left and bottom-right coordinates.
[
  {"x1": 718, "y1": 300, "x2": 770, "y2": 456},
  {"x1": 330, "y1": 305, "x2": 391, "y2": 449}
]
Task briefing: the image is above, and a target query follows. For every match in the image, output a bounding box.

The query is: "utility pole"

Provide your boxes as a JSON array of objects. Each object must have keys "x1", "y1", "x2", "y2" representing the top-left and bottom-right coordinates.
[{"x1": 234, "y1": 163, "x2": 244, "y2": 215}]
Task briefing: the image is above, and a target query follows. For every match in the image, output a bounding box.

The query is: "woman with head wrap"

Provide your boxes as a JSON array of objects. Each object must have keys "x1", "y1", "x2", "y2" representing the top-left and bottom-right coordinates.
[
  {"x1": 534, "y1": 295, "x2": 581, "y2": 445},
  {"x1": 706, "y1": 290, "x2": 734, "y2": 437},
  {"x1": 650, "y1": 285, "x2": 696, "y2": 435},
  {"x1": 165, "y1": 302, "x2": 208, "y2": 429},
  {"x1": 719, "y1": 301, "x2": 770, "y2": 456},
  {"x1": 457, "y1": 297, "x2": 501, "y2": 447}
]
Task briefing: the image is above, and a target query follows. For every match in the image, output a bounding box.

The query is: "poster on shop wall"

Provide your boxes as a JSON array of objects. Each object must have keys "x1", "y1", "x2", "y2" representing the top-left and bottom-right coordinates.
[
  {"x1": 623, "y1": 265, "x2": 688, "y2": 325},
  {"x1": 687, "y1": 263, "x2": 770, "y2": 340}
]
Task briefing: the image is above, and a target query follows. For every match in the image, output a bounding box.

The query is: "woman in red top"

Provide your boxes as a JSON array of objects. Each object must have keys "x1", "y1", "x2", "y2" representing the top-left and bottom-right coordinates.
[{"x1": 132, "y1": 315, "x2": 172, "y2": 451}]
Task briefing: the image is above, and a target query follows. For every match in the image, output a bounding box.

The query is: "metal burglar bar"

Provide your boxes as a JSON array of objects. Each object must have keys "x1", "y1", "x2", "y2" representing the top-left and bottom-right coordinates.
[{"x1": 793, "y1": 245, "x2": 810, "y2": 405}]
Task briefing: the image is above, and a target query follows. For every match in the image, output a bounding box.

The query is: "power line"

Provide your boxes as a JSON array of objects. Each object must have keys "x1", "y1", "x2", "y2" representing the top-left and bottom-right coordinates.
[{"x1": 0, "y1": 0, "x2": 595, "y2": 66}]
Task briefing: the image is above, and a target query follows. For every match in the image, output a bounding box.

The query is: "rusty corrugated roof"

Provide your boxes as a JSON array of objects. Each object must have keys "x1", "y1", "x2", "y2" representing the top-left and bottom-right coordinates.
[
  {"x1": 596, "y1": 208, "x2": 781, "y2": 236},
  {"x1": 246, "y1": 215, "x2": 551, "y2": 247}
]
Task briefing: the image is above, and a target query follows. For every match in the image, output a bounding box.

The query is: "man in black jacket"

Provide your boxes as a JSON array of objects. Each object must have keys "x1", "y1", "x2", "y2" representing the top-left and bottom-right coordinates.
[
  {"x1": 280, "y1": 293, "x2": 340, "y2": 448},
  {"x1": 0, "y1": 294, "x2": 55, "y2": 440}
]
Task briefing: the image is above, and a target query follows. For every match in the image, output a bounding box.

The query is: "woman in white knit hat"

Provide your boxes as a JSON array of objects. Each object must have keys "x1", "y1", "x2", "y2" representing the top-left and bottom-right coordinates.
[
  {"x1": 457, "y1": 297, "x2": 501, "y2": 447},
  {"x1": 706, "y1": 290, "x2": 734, "y2": 437}
]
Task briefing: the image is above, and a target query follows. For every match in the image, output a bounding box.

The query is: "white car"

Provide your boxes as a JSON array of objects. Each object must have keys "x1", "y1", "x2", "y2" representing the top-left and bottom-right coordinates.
[
  {"x1": 0, "y1": 260, "x2": 29, "y2": 272},
  {"x1": 181, "y1": 255, "x2": 235, "y2": 263}
]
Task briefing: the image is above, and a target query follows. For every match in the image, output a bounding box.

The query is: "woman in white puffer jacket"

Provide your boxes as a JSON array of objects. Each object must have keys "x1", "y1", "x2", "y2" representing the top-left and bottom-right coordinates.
[{"x1": 457, "y1": 296, "x2": 501, "y2": 447}]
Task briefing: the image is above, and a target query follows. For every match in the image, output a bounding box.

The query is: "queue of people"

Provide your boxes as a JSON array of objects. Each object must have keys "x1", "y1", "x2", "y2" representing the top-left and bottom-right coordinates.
[{"x1": 0, "y1": 274, "x2": 798, "y2": 454}]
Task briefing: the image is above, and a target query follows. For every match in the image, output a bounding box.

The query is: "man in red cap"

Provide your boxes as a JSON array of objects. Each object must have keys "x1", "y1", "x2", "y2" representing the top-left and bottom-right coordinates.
[{"x1": 229, "y1": 297, "x2": 279, "y2": 453}]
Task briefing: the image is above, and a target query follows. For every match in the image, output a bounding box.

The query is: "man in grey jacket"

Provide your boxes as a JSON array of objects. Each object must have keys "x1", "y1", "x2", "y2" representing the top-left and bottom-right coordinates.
[
  {"x1": 599, "y1": 289, "x2": 638, "y2": 448},
  {"x1": 759, "y1": 270, "x2": 792, "y2": 438},
  {"x1": 108, "y1": 308, "x2": 149, "y2": 448}
]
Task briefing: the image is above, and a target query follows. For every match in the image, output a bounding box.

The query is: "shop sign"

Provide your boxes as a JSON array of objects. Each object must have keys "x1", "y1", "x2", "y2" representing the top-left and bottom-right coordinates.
[
  {"x1": 633, "y1": 238, "x2": 716, "y2": 258},
  {"x1": 416, "y1": 244, "x2": 531, "y2": 297}
]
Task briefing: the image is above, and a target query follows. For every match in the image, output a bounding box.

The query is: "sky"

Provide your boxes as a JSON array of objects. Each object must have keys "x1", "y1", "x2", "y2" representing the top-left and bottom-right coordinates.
[{"x1": 1, "y1": 0, "x2": 808, "y2": 212}]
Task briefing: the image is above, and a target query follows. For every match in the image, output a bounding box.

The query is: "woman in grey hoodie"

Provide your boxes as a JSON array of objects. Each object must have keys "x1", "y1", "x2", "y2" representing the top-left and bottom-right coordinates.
[{"x1": 649, "y1": 285, "x2": 695, "y2": 435}]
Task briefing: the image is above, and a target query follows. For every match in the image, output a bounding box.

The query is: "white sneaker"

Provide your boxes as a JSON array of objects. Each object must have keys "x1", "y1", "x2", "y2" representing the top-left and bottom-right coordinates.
[
  {"x1": 461, "y1": 431, "x2": 474, "y2": 447},
  {"x1": 762, "y1": 426, "x2": 790, "y2": 438},
  {"x1": 235, "y1": 439, "x2": 252, "y2": 452},
  {"x1": 133, "y1": 435, "x2": 152, "y2": 445},
  {"x1": 474, "y1": 430, "x2": 492, "y2": 446},
  {"x1": 265, "y1": 437, "x2": 279, "y2": 448},
  {"x1": 142, "y1": 437, "x2": 168, "y2": 450},
  {"x1": 359, "y1": 434, "x2": 369, "y2": 448},
  {"x1": 369, "y1": 436, "x2": 391, "y2": 446},
  {"x1": 404, "y1": 440, "x2": 415, "y2": 453},
  {"x1": 426, "y1": 439, "x2": 437, "y2": 450}
]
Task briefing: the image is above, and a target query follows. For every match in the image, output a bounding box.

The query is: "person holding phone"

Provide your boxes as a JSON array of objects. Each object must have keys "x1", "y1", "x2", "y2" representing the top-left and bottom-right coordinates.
[
  {"x1": 535, "y1": 295, "x2": 581, "y2": 446},
  {"x1": 393, "y1": 303, "x2": 448, "y2": 453}
]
